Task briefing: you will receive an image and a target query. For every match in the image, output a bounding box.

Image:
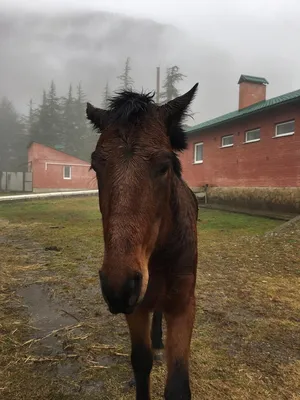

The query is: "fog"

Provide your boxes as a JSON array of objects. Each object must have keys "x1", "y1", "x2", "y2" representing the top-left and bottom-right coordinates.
[{"x1": 1, "y1": 0, "x2": 300, "y2": 123}]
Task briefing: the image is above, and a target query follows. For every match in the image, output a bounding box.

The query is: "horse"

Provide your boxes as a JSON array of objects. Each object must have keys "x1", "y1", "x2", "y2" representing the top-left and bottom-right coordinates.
[{"x1": 86, "y1": 83, "x2": 199, "y2": 400}]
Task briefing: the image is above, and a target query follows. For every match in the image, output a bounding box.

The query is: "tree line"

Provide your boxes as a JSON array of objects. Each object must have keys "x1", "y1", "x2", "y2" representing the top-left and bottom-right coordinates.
[
  {"x1": 103, "y1": 57, "x2": 186, "y2": 104},
  {"x1": 0, "y1": 58, "x2": 186, "y2": 172}
]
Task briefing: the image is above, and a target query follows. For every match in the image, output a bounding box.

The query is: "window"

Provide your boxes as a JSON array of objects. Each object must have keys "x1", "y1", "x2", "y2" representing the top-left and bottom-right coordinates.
[
  {"x1": 275, "y1": 120, "x2": 295, "y2": 137},
  {"x1": 245, "y1": 128, "x2": 260, "y2": 143},
  {"x1": 63, "y1": 165, "x2": 72, "y2": 179},
  {"x1": 221, "y1": 134, "x2": 234, "y2": 147},
  {"x1": 194, "y1": 143, "x2": 203, "y2": 163}
]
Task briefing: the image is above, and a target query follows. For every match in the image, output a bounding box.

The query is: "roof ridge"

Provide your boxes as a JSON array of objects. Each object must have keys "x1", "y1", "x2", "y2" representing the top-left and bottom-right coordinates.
[
  {"x1": 187, "y1": 87, "x2": 300, "y2": 134},
  {"x1": 238, "y1": 74, "x2": 269, "y2": 85},
  {"x1": 28, "y1": 141, "x2": 90, "y2": 163}
]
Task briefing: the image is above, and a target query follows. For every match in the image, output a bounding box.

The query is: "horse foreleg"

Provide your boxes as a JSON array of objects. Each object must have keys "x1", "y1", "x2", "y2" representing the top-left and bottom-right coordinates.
[
  {"x1": 126, "y1": 309, "x2": 153, "y2": 400},
  {"x1": 151, "y1": 310, "x2": 164, "y2": 358},
  {"x1": 164, "y1": 296, "x2": 195, "y2": 400}
]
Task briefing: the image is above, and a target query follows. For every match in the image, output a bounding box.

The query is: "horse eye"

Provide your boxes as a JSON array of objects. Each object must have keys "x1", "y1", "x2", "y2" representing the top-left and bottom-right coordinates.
[
  {"x1": 91, "y1": 152, "x2": 106, "y2": 168},
  {"x1": 156, "y1": 163, "x2": 169, "y2": 177}
]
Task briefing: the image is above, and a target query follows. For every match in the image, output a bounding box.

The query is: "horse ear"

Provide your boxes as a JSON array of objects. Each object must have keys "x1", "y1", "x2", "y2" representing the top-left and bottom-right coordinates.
[
  {"x1": 159, "y1": 83, "x2": 198, "y2": 151},
  {"x1": 161, "y1": 83, "x2": 198, "y2": 120},
  {"x1": 86, "y1": 102, "x2": 109, "y2": 131}
]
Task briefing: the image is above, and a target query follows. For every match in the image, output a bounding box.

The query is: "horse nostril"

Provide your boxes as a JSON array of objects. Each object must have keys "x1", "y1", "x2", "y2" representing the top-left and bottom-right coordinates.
[
  {"x1": 128, "y1": 293, "x2": 138, "y2": 307},
  {"x1": 126, "y1": 273, "x2": 142, "y2": 308},
  {"x1": 99, "y1": 270, "x2": 143, "y2": 314},
  {"x1": 128, "y1": 278, "x2": 136, "y2": 291}
]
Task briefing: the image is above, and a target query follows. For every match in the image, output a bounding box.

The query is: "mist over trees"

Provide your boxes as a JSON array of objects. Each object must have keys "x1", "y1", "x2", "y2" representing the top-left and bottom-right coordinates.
[
  {"x1": 0, "y1": 58, "x2": 186, "y2": 172},
  {"x1": 28, "y1": 81, "x2": 96, "y2": 161}
]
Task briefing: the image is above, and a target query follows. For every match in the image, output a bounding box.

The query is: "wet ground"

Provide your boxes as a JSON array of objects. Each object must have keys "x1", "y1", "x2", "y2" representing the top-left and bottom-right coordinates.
[{"x1": 0, "y1": 197, "x2": 299, "y2": 399}]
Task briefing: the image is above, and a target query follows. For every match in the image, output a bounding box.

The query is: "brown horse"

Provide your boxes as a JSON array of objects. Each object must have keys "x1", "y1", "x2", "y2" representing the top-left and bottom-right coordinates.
[{"x1": 86, "y1": 83, "x2": 199, "y2": 400}]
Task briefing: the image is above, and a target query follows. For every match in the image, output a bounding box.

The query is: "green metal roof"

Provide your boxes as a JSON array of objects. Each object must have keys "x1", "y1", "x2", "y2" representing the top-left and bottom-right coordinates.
[
  {"x1": 187, "y1": 88, "x2": 300, "y2": 134},
  {"x1": 238, "y1": 74, "x2": 269, "y2": 85}
]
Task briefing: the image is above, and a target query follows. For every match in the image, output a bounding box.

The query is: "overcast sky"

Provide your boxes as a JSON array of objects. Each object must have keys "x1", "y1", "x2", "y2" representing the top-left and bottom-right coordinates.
[
  {"x1": 2, "y1": 0, "x2": 300, "y2": 26},
  {"x1": 1, "y1": 0, "x2": 300, "y2": 123}
]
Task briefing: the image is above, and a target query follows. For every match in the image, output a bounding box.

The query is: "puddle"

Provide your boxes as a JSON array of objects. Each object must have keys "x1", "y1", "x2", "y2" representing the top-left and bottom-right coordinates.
[
  {"x1": 56, "y1": 361, "x2": 81, "y2": 377},
  {"x1": 17, "y1": 283, "x2": 106, "y2": 394},
  {"x1": 17, "y1": 283, "x2": 78, "y2": 354}
]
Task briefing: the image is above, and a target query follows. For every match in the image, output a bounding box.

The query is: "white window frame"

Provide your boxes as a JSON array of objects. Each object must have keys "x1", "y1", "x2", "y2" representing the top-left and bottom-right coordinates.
[
  {"x1": 274, "y1": 120, "x2": 295, "y2": 138},
  {"x1": 194, "y1": 142, "x2": 203, "y2": 164},
  {"x1": 221, "y1": 134, "x2": 234, "y2": 148},
  {"x1": 63, "y1": 165, "x2": 72, "y2": 180},
  {"x1": 245, "y1": 128, "x2": 261, "y2": 143}
]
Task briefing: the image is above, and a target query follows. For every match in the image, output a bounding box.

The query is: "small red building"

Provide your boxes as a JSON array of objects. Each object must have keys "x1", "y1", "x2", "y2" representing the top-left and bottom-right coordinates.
[
  {"x1": 180, "y1": 74, "x2": 300, "y2": 190},
  {"x1": 28, "y1": 142, "x2": 97, "y2": 192}
]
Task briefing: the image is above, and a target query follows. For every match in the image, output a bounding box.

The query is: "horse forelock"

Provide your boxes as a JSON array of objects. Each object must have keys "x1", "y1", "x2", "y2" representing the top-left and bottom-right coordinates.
[{"x1": 107, "y1": 89, "x2": 155, "y2": 124}]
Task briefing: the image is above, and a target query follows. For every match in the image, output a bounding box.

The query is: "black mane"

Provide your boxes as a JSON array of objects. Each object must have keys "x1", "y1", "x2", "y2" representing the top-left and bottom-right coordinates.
[{"x1": 107, "y1": 89, "x2": 155, "y2": 124}]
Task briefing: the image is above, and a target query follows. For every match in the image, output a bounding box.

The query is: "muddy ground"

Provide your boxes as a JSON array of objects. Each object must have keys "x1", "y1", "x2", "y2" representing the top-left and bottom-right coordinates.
[{"x1": 0, "y1": 197, "x2": 299, "y2": 399}]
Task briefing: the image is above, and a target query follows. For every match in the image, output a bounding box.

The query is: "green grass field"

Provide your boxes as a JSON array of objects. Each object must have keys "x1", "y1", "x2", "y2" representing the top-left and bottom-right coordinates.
[{"x1": 0, "y1": 197, "x2": 299, "y2": 399}]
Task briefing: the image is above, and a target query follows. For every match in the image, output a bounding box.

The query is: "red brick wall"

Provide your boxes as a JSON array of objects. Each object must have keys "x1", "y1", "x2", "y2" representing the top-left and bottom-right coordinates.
[
  {"x1": 28, "y1": 143, "x2": 97, "y2": 191},
  {"x1": 180, "y1": 103, "x2": 300, "y2": 188},
  {"x1": 239, "y1": 82, "x2": 266, "y2": 109}
]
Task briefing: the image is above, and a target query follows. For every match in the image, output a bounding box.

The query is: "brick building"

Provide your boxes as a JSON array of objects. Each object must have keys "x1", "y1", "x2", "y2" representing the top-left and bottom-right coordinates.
[
  {"x1": 180, "y1": 74, "x2": 300, "y2": 190},
  {"x1": 28, "y1": 142, "x2": 97, "y2": 192}
]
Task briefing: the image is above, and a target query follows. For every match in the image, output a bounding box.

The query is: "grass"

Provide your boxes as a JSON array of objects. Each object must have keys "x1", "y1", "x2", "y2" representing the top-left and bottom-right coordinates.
[{"x1": 0, "y1": 197, "x2": 299, "y2": 399}]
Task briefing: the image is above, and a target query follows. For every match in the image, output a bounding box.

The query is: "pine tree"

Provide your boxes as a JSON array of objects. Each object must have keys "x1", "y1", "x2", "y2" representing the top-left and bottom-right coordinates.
[
  {"x1": 61, "y1": 84, "x2": 78, "y2": 156},
  {"x1": 117, "y1": 57, "x2": 134, "y2": 90},
  {"x1": 160, "y1": 66, "x2": 186, "y2": 102},
  {"x1": 27, "y1": 81, "x2": 97, "y2": 162},
  {"x1": 47, "y1": 80, "x2": 63, "y2": 147},
  {"x1": 28, "y1": 99, "x2": 35, "y2": 130},
  {"x1": 0, "y1": 97, "x2": 27, "y2": 171},
  {"x1": 102, "y1": 82, "x2": 111, "y2": 108},
  {"x1": 29, "y1": 82, "x2": 63, "y2": 148},
  {"x1": 24, "y1": 99, "x2": 39, "y2": 137},
  {"x1": 73, "y1": 82, "x2": 96, "y2": 161}
]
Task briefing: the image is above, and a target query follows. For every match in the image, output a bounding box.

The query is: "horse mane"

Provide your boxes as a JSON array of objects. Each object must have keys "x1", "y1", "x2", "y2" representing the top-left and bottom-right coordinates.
[{"x1": 107, "y1": 89, "x2": 155, "y2": 124}]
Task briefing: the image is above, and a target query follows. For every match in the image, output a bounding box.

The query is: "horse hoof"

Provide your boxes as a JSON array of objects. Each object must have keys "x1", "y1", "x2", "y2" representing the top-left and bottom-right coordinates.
[{"x1": 153, "y1": 350, "x2": 164, "y2": 363}]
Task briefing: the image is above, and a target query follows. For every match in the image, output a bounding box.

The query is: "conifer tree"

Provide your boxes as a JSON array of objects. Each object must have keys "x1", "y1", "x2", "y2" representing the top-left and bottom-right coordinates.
[
  {"x1": 117, "y1": 57, "x2": 134, "y2": 90},
  {"x1": 102, "y1": 82, "x2": 111, "y2": 108},
  {"x1": 0, "y1": 97, "x2": 27, "y2": 171},
  {"x1": 160, "y1": 66, "x2": 186, "y2": 102},
  {"x1": 61, "y1": 84, "x2": 78, "y2": 156},
  {"x1": 73, "y1": 82, "x2": 96, "y2": 161}
]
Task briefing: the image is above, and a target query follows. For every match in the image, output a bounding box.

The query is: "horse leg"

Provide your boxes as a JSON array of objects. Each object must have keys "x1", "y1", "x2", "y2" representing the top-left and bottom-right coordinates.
[
  {"x1": 164, "y1": 296, "x2": 195, "y2": 400},
  {"x1": 128, "y1": 310, "x2": 163, "y2": 388},
  {"x1": 151, "y1": 310, "x2": 164, "y2": 362},
  {"x1": 126, "y1": 309, "x2": 153, "y2": 400}
]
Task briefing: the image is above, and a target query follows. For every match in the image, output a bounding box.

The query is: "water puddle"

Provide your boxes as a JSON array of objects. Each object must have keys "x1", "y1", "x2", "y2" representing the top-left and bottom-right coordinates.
[
  {"x1": 17, "y1": 283, "x2": 78, "y2": 354},
  {"x1": 17, "y1": 283, "x2": 106, "y2": 394}
]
